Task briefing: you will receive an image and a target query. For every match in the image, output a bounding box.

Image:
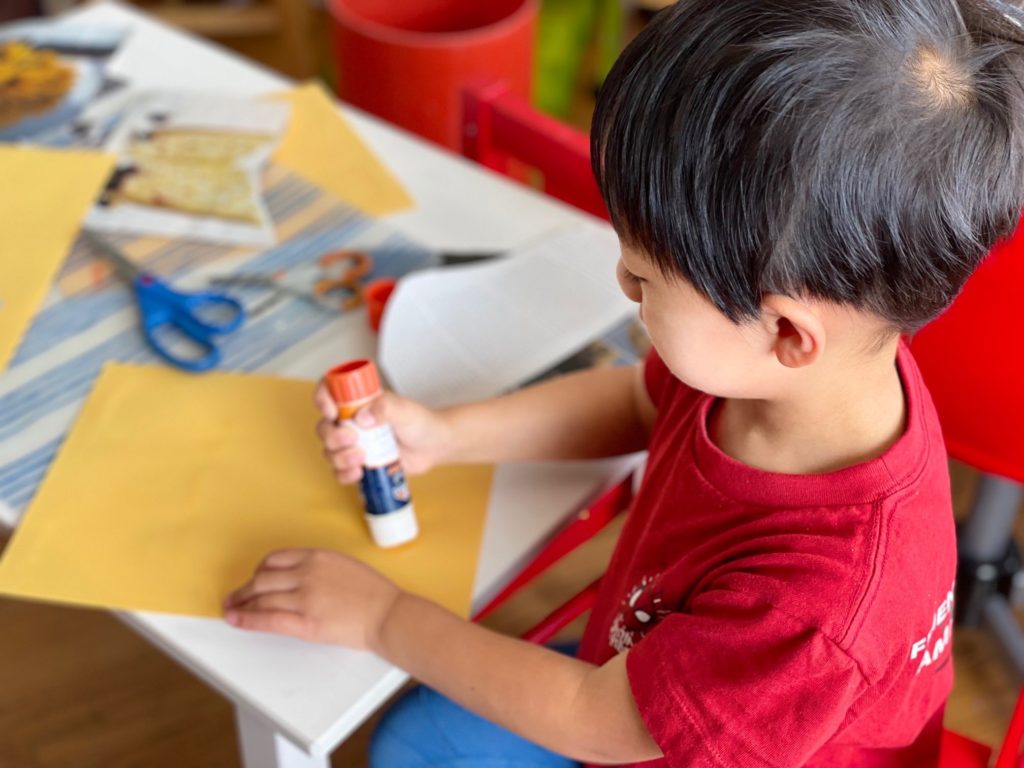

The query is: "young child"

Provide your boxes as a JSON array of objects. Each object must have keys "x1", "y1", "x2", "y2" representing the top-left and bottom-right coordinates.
[{"x1": 224, "y1": 0, "x2": 1024, "y2": 765}]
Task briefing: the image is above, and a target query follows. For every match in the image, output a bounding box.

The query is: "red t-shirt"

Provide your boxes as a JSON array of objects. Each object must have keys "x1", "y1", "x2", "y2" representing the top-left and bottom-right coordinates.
[{"x1": 578, "y1": 343, "x2": 956, "y2": 768}]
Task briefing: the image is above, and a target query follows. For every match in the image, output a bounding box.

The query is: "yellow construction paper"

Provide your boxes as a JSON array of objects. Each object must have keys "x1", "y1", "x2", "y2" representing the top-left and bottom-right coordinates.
[
  {"x1": 0, "y1": 146, "x2": 115, "y2": 372},
  {"x1": 273, "y1": 82, "x2": 414, "y2": 217},
  {"x1": 0, "y1": 364, "x2": 492, "y2": 619}
]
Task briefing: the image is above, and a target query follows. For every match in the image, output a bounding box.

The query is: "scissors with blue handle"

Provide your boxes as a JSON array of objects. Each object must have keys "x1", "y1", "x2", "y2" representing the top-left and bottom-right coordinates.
[{"x1": 83, "y1": 231, "x2": 246, "y2": 372}]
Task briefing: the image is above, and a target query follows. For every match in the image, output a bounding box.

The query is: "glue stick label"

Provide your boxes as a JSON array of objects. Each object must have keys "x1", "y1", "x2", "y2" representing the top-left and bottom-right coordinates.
[{"x1": 347, "y1": 421, "x2": 412, "y2": 516}]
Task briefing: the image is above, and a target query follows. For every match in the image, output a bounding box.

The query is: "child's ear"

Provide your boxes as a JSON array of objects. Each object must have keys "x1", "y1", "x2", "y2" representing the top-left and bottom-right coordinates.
[{"x1": 759, "y1": 294, "x2": 826, "y2": 369}]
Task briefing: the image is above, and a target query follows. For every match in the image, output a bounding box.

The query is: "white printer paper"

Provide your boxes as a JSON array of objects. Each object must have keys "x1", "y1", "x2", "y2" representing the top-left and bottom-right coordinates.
[{"x1": 379, "y1": 226, "x2": 636, "y2": 408}]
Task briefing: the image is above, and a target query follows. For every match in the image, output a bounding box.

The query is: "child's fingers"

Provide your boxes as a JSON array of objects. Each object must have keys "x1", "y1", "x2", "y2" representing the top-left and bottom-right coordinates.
[
  {"x1": 354, "y1": 396, "x2": 396, "y2": 429},
  {"x1": 323, "y1": 445, "x2": 365, "y2": 471},
  {"x1": 225, "y1": 607, "x2": 309, "y2": 637},
  {"x1": 317, "y1": 419, "x2": 358, "y2": 451},
  {"x1": 260, "y1": 549, "x2": 310, "y2": 570},
  {"x1": 321, "y1": 444, "x2": 365, "y2": 482},
  {"x1": 224, "y1": 570, "x2": 300, "y2": 607},
  {"x1": 313, "y1": 383, "x2": 339, "y2": 422},
  {"x1": 354, "y1": 407, "x2": 375, "y2": 428},
  {"x1": 367, "y1": 392, "x2": 401, "y2": 426},
  {"x1": 335, "y1": 467, "x2": 364, "y2": 485},
  {"x1": 233, "y1": 592, "x2": 302, "y2": 614}
]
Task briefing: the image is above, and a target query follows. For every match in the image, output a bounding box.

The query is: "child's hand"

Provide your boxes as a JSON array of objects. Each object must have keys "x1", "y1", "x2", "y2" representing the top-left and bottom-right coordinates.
[
  {"x1": 314, "y1": 384, "x2": 452, "y2": 484},
  {"x1": 223, "y1": 549, "x2": 400, "y2": 650}
]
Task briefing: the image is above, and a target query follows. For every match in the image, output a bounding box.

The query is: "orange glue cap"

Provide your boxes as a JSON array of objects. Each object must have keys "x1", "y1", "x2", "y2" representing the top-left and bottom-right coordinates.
[{"x1": 325, "y1": 359, "x2": 381, "y2": 405}]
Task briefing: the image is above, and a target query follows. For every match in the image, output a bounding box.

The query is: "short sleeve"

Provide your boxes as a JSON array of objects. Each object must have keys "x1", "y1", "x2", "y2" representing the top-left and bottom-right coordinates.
[
  {"x1": 626, "y1": 588, "x2": 867, "y2": 768},
  {"x1": 643, "y1": 350, "x2": 673, "y2": 409}
]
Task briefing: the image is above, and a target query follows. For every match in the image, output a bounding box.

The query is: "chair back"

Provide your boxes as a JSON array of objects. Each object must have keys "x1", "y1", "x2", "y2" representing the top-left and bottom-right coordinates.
[
  {"x1": 461, "y1": 80, "x2": 609, "y2": 220},
  {"x1": 911, "y1": 222, "x2": 1024, "y2": 484}
]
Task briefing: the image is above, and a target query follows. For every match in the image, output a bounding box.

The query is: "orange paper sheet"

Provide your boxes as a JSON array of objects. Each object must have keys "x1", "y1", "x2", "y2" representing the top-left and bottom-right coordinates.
[
  {"x1": 273, "y1": 83, "x2": 414, "y2": 217},
  {"x1": 0, "y1": 364, "x2": 492, "y2": 618},
  {"x1": 0, "y1": 146, "x2": 114, "y2": 372}
]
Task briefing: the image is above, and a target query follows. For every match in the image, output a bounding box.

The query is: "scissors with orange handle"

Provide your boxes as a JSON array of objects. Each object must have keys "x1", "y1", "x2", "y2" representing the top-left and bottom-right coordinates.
[{"x1": 210, "y1": 250, "x2": 373, "y2": 315}]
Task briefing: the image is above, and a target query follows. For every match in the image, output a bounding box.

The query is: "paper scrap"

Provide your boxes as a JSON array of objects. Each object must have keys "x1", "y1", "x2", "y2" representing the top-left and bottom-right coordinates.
[
  {"x1": 379, "y1": 226, "x2": 635, "y2": 407},
  {"x1": 0, "y1": 364, "x2": 493, "y2": 619},
  {"x1": 273, "y1": 82, "x2": 414, "y2": 217},
  {"x1": 0, "y1": 145, "x2": 114, "y2": 372}
]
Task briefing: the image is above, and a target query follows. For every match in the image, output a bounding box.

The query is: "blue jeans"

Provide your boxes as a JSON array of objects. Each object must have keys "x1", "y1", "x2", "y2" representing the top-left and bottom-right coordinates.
[
  {"x1": 368, "y1": 685, "x2": 583, "y2": 768},
  {"x1": 368, "y1": 645, "x2": 583, "y2": 768}
]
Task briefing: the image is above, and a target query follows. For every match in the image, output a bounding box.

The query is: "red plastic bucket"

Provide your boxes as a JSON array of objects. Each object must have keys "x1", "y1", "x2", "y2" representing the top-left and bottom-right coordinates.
[{"x1": 328, "y1": 0, "x2": 536, "y2": 151}]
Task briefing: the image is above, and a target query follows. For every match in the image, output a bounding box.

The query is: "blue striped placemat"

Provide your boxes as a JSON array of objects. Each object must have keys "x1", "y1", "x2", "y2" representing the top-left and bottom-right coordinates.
[{"x1": 0, "y1": 166, "x2": 435, "y2": 520}]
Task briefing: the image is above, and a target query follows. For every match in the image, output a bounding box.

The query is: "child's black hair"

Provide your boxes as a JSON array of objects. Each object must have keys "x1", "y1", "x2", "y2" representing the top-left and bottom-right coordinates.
[{"x1": 593, "y1": 0, "x2": 1024, "y2": 331}]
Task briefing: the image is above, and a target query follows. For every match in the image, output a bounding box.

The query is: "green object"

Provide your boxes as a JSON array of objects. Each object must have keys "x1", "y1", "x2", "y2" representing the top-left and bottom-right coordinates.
[
  {"x1": 595, "y1": 0, "x2": 624, "y2": 84},
  {"x1": 535, "y1": 0, "x2": 623, "y2": 118}
]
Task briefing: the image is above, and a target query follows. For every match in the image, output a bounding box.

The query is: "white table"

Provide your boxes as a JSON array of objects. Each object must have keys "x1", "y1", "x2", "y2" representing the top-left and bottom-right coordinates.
[{"x1": 8, "y1": 3, "x2": 636, "y2": 766}]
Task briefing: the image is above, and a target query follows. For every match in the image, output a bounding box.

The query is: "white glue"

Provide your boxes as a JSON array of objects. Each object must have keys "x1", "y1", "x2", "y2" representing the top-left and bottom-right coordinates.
[{"x1": 325, "y1": 359, "x2": 419, "y2": 548}]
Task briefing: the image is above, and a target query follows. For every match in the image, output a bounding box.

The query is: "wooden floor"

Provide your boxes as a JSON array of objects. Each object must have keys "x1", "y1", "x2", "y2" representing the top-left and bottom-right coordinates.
[{"x1": 0, "y1": 461, "x2": 1021, "y2": 767}]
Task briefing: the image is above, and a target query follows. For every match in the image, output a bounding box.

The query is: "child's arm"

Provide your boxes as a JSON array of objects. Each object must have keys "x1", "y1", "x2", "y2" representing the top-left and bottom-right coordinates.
[
  {"x1": 445, "y1": 363, "x2": 656, "y2": 462},
  {"x1": 318, "y1": 364, "x2": 657, "y2": 484},
  {"x1": 225, "y1": 549, "x2": 663, "y2": 765}
]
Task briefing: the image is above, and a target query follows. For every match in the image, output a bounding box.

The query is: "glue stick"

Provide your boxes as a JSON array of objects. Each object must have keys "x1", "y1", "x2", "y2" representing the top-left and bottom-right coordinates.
[{"x1": 325, "y1": 360, "x2": 419, "y2": 548}]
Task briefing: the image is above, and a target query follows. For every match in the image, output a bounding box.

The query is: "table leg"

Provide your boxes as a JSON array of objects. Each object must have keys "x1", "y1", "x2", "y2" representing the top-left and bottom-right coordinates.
[{"x1": 235, "y1": 705, "x2": 330, "y2": 768}]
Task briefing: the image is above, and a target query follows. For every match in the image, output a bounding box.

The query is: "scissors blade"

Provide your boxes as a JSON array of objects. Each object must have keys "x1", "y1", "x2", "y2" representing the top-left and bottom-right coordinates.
[
  {"x1": 209, "y1": 275, "x2": 281, "y2": 289},
  {"x1": 82, "y1": 230, "x2": 143, "y2": 282}
]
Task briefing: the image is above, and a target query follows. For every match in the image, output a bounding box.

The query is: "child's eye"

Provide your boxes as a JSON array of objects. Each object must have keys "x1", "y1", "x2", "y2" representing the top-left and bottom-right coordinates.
[{"x1": 625, "y1": 270, "x2": 644, "y2": 285}]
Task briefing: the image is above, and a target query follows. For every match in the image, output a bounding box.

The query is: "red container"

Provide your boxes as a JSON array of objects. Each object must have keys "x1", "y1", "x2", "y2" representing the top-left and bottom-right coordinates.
[
  {"x1": 363, "y1": 277, "x2": 396, "y2": 333},
  {"x1": 328, "y1": 0, "x2": 536, "y2": 151}
]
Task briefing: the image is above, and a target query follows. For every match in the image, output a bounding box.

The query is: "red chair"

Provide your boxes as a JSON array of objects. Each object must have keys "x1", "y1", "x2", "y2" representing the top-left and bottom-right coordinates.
[
  {"x1": 911, "y1": 228, "x2": 1024, "y2": 484},
  {"x1": 910, "y1": 223, "x2": 1024, "y2": 673},
  {"x1": 462, "y1": 79, "x2": 608, "y2": 220},
  {"x1": 461, "y1": 80, "x2": 1024, "y2": 766},
  {"x1": 910, "y1": 216, "x2": 1024, "y2": 765},
  {"x1": 472, "y1": 474, "x2": 632, "y2": 640}
]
